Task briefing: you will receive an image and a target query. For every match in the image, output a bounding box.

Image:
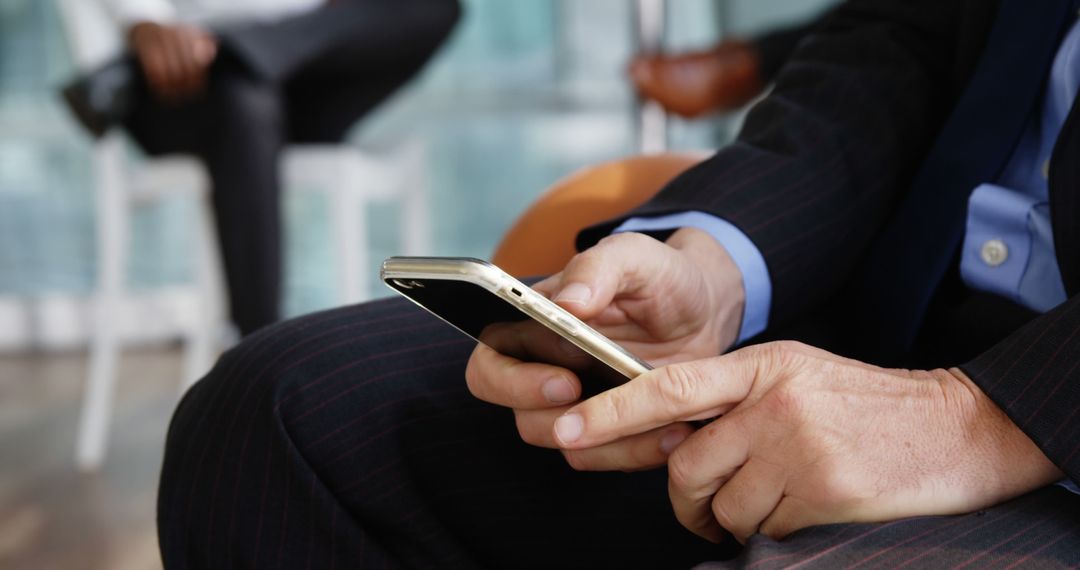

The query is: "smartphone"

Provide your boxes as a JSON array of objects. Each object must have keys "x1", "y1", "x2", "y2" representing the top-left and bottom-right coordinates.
[{"x1": 381, "y1": 256, "x2": 651, "y2": 388}]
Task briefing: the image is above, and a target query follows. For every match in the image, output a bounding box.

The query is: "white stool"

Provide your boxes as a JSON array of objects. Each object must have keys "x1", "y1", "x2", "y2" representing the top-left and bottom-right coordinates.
[
  {"x1": 74, "y1": 135, "x2": 430, "y2": 471},
  {"x1": 56, "y1": 0, "x2": 432, "y2": 471}
]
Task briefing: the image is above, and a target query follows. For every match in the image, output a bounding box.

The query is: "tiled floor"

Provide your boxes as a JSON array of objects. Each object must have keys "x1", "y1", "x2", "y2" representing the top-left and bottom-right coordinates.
[{"x1": 0, "y1": 348, "x2": 181, "y2": 569}]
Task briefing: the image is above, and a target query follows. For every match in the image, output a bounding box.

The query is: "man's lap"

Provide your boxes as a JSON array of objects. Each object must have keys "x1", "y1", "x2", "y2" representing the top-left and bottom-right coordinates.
[
  {"x1": 699, "y1": 486, "x2": 1079, "y2": 569},
  {"x1": 158, "y1": 297, "x2": 726, "y2": 567},
  {"x1": 158, "y1": 297, "x2": 1080, "y2": 568}
]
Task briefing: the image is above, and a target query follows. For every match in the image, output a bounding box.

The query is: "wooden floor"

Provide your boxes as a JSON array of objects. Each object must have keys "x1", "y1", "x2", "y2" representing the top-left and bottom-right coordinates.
[{"x1": 0, "y1": 347, "x2": 186, "y2": 569}]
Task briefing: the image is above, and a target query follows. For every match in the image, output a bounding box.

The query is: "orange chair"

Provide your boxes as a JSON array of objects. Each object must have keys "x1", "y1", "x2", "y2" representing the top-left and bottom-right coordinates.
[{"x1": 492, "y1": 152, "x2": 708, "y2": 277}]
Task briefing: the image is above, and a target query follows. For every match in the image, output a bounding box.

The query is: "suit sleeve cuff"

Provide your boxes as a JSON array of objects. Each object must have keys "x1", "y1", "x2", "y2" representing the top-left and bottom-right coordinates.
[{"x1": 615, "y1": 211, "x2": 772, "y2": 344}]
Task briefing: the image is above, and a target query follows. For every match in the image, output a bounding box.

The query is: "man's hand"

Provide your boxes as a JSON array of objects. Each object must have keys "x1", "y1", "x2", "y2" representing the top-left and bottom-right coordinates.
[
  {"x1": 129, "y1": 21, "x2": 218, "y2": 103},
  {"x1": 553, "y1": 341, "x2": 1064, "y2": 543},
  {"x1": 464, "y1": 229, "x2": 746, "y2": 467},
  {"x1": 533, "y1": 229, "x2": 745, "y2": 365}
]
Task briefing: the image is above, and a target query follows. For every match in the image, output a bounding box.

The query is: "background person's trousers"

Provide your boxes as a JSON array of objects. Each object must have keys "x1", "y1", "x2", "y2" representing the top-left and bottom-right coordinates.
[
  {"x1": 157, "y1": 297, "x2": 1080, "y2": 568},
  {"x1": 124, "y1": 0, "x2": 460, "y2": 335}
]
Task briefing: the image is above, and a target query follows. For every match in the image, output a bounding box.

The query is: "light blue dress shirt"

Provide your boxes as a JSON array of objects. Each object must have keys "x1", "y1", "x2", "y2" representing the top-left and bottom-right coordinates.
[
  {"x1": 615, "y1": 18, "x2": 1080, "y2": 493},
  {"x1": 958, "y1": 18, "x2": 1079, "y2": 312}
]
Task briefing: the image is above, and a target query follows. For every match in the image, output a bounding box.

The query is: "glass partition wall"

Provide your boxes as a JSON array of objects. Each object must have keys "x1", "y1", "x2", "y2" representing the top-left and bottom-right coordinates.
[{"x1": 0, "y1": 0, "x2": 834, "y2": 350}]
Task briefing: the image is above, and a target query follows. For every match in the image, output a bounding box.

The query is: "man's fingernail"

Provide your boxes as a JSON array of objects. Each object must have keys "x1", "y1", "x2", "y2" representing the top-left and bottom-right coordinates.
[
  {"x1": 542, "y1": 377, "x2": 576, "y2": 404},
  {"x1": 554, "y1": 283, "x2": 591, "y2": 307},
  {"x1": 554, "y1": 413, "x2": 584, "y2": 444},
  {"x1": 659, "y1": 429, "x2": 688, "y2": 455}
]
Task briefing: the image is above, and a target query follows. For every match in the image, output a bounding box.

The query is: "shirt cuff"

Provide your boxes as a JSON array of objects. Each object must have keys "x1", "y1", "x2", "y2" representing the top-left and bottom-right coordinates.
[{"x1": 614, "y1": 211, "x2": 772, "y2": 344}]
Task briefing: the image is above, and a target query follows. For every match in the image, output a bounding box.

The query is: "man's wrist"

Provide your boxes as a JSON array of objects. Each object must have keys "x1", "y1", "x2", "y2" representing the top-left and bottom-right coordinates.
[
  {"x1": 666, "y1": 227, "x2": 745, "y2": 351},
  {"x1": 614, "y1": 212, "x2": 772, "y2": 344},
  {"x1": 942, "y1": 367, "x2": 1065, "y2": 499}
]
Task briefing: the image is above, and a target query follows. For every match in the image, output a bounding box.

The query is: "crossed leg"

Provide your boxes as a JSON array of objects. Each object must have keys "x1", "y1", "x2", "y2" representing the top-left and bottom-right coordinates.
[
  {"x1": 122, "y1": 0, "x2": 460, "y2": 334},
  {"x1": 157, "y1": 297, "x2": 1080, "y2": 568}
]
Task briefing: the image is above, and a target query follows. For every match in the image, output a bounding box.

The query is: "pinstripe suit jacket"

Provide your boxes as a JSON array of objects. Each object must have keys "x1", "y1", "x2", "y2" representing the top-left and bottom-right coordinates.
[{"x1": 581, "y1": 0, "x2": 1080, "y2": 491}]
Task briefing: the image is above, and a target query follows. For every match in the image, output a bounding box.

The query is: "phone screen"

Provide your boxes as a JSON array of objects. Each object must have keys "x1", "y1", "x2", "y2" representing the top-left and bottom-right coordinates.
[{"x1": 386, "y1": 277, "x2": 629, "y2": 394}]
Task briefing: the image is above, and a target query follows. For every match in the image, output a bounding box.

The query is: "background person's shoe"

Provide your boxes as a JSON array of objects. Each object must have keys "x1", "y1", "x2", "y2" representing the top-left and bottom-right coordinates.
[
  {"x1": 629, "y1": 40, "x2": 764, "y2": 118},
  {"x1": 61, "y1": 58, "x2": 135, "y2": 138}
]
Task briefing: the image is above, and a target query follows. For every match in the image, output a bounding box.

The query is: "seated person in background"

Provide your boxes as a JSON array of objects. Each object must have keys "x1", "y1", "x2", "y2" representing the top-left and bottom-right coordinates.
[
  {"x1": 63, "y1": 0, "x2": 460, "y2": 336},
  {"x1": 156, "y1": 0, "x2": 1080, "y2": 567},
  {"x1": 629, "y1": 19, "x2": 817, "y2": 117}
]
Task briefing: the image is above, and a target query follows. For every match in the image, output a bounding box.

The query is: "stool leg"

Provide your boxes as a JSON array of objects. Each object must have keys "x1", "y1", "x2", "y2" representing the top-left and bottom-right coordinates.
[
  {"x1": 181, "y1": 190, "x2": 223, "y2": 393},
  {"x1": 332, "y1": 179, "x2": 368, "y2": 305},
  {"x1": 76, "y1": 134, "x2": 127, "y2": 471},
  {"x1": 633, "y1": 0, "x2": 669, "y2": 154}
]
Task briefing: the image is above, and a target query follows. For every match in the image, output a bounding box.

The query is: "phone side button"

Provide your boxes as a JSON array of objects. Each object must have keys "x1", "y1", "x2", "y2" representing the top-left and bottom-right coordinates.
[{"x1": 555, "y1": 316, "x2": 580, "y2": 336}]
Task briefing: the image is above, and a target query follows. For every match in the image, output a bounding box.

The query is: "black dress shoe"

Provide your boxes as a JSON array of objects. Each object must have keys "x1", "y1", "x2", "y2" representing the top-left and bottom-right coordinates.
[{"x1": 61, "y1": 58, "x2": 136, "y2": 138}]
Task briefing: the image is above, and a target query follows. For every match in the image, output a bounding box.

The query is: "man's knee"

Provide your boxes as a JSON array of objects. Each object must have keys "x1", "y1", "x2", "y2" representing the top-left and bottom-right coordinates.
[
  {"x1": 207, "y1": 70, "x2": 285, "y2": 137},
  {"x1": 173, "y1": 304, "x2": 389, "y2": 428},
  {"x1": 165, "y1": 298, "x2": 463, "y2": 456},
  {"x1": 159, "y1": 304, "x2": 403, "y2": 564},
  {"x1": 160, "y1": 305, "x2": 396, "y2": 499}
]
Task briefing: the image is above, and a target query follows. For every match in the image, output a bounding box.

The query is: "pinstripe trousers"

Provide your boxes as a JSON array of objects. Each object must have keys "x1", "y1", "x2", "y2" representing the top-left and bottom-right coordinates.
[{"x1": 157, "y1": 297, "x2": 1080, "y2": 569}]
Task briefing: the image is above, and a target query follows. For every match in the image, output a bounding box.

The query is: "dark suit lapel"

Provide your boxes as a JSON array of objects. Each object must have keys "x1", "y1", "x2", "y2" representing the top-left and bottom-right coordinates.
[
  {"x1": 1050, "y1": 97, "x2": 1080, "y2": 297},
  {"x1": 854, "y1": 0, "x2": 1077, "y2": 358}
]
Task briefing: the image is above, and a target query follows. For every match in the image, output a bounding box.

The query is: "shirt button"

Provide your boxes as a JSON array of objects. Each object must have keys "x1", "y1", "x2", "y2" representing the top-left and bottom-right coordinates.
[
  {"x1": 980, "y1": 239, "x2": 1009, "y2": 267},
  {"x1": 1042, "y1": 159, "x2": 1051, "y2": 179}
]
